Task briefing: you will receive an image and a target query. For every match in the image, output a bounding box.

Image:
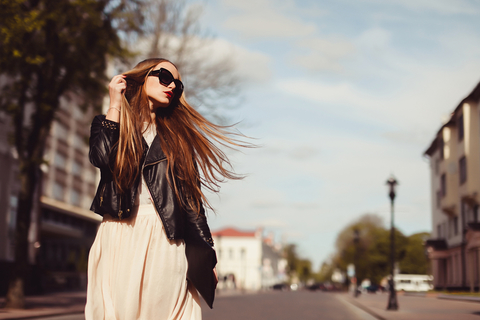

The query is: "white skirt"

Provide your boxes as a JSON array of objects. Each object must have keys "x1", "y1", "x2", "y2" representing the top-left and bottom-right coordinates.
[{"x1": 85, "y1": 204, "x2": 202, "y2": 320}]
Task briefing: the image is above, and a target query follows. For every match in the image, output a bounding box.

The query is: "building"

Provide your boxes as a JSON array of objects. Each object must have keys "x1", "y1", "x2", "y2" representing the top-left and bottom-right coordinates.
[
  {"x1": 212, "y1": 227, "x2": 287, "y2": 291},
  {"x1": 424, "y1": 81, "x2": 480, "y2": 291},
  {"x1": 0, "y1": 98, "x2": 101, "y2": 294}
]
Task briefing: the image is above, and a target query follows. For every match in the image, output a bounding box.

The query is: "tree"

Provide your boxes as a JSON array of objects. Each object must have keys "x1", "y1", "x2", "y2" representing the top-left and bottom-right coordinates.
[
  {"x1": 329, "y1": 213, "x2": 411, "y2": 285},
  {"x1": 399, "y1": 232, "x2": 431, "y2": 274},
  {"x1": 316, "y1": 260, "x2": 335, "y2": 283},
  {"x1": 0, "y1": 0, "x2": 143, "y2": 308},
  {"x1": 283, "y1": 244, "x2": 313, "y2": 283},
  {"x1": 135, "y1": 0, "x2": 241, "y2": 121}
]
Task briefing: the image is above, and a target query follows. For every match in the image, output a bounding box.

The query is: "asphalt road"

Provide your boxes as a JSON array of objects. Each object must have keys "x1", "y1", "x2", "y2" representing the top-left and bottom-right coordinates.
[
  {"x1": 203, "y1": 291, "x2": 375, "y2": 320},
  {"x1": 31, "y1": 291, "x2": 375, "y2": 320}
]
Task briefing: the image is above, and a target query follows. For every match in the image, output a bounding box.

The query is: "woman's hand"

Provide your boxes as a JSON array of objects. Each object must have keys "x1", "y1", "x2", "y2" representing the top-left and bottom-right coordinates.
[
  {"x1": 213, "y1": 267, "x2": 218, "y2": 288},
  {"x1": 106, "y1": 75, "x2": 126, "y2": 122}
]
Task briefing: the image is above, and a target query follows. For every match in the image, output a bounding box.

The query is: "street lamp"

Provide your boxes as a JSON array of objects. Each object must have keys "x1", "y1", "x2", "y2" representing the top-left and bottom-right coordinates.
[
  {"x1": 353, "y1": 228, "x2": 360, "y2": 297},
  {"x1": 386, "y1": 176, "x2": 399, "y2": 310}
]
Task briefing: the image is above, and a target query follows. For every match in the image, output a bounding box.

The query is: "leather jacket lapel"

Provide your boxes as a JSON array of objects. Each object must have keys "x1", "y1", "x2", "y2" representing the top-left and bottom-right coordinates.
[{"x1": 144, "y1": 134, "x2": 167, "y2": 165}]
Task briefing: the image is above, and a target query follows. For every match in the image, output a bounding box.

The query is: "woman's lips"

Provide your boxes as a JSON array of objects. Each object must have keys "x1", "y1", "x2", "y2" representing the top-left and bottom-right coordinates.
[{"x1": 164, "y1": 91, "x2": 173, "y2": 98}]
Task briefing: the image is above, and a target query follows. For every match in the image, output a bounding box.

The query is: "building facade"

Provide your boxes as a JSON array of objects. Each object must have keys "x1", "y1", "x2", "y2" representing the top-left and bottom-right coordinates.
[
  {"x1": 0, "y1": 98, "x2": 101, "y2": 294},
  {"x1": 424, "y1": 81, "x2": 480, "y2": 291},
  {"x1": 212, "y1": 227, "x2": 287, "y2": 291}
]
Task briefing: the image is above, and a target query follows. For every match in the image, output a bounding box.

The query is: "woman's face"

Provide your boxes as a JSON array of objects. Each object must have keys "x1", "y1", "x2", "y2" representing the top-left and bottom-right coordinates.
[{"x1": 145, "y1": 61, "x2": 181, "y2": 110}]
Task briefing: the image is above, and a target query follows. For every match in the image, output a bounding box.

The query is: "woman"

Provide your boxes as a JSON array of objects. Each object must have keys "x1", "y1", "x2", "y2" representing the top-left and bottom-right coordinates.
[{"x1": 85, "y1": 58, "x2": 243, "y2": 320}]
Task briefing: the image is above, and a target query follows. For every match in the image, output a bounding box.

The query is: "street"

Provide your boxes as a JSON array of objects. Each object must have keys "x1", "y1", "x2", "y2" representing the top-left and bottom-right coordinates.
[
  {"x1": 29, "y1": 291, "x2": 375, "y2": 320},
  {"x1": 203, "y1": 291, "x2": 375, "y2": 320},
  {"x1": 19, "y1": 290, "x2": 480, "y2": 320}
]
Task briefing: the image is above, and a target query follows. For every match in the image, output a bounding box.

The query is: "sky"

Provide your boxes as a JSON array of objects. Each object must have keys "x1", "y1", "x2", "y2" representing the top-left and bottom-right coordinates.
[{"x1": 189, "y1": 0, "x2": 480, "y2": 269}]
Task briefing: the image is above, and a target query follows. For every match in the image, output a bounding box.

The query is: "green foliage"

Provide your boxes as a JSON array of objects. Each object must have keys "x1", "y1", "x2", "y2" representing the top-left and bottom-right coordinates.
[
  {"x1": 316, "y1": 261, "x2": 334, "y2": 282},
  {"x1": 325, "y1": 213, "x2": 430, "y2": 285},
  {"x1": 399, "y1": 232, "x2": 431, "y2": 274},
  {"x1": 283, "y1": 244, "x2": 313, "y2": 283},
  {"x1": 0, "y1": 0, "x2": 137, "y2": 116}
]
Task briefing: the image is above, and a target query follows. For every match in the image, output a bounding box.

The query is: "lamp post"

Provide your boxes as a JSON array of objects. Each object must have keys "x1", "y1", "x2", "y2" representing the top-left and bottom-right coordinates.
[
  {"x1": 386, "y1": 176, "x2": 399, "y2": 310},
  {"x1": 353, "y1": 228, "x2": 360, "y2": 297}
]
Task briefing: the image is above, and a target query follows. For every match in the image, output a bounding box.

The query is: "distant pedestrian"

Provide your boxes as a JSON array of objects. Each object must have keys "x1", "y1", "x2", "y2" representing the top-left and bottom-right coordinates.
[{"x1": 85, "y1": 58, "x2": 246, "y2": 319}]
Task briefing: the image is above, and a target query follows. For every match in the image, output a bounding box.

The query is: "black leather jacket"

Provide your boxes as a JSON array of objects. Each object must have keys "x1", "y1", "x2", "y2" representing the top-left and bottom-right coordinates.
[{"x1": 89, "y1": 115, "x2": 217, "y2": 308}]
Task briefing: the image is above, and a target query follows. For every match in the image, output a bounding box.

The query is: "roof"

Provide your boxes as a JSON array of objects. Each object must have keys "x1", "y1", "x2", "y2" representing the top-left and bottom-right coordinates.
[
  {"x1": 424, "y1": 80, "x2": 480, "y2": 157},
  {"x1": 212, "y1": 227, "x2": 256, "y2": 238}
]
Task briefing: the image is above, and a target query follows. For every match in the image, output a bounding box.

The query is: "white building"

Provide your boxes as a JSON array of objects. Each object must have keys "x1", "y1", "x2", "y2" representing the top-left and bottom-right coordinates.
[
  {"x1": 212, "y1": 227, "x2": 286, "y2": 291},
  {"x1": 424, "y1": 81, "x2": 480, "y2": 291}
]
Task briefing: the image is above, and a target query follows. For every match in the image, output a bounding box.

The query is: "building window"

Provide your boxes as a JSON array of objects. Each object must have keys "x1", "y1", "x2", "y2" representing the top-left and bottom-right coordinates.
[
  {"x1": 454, "y1": 216, "x2": 458, "y2": 236},
  {"x1": 54, "y1": 152, "x2": 67, "y2": 171},
  {"x1": 240, "y1": 248, "x2": 246, "y2": 259},
  {"x1": 459, "y1": 156, "x2": 467, "y2": 185},
  {"x1": 439, "y1": 136, "x2": 444, "y2": 159},
  {"x1": 441, "y1": 174, "x2": 446, "y2": 197},
  {"x1": 72, "y1": 160, "x2": 82, "y2": 176},
  {"x1": 73, "y1": 134, "x2": 86, "y2": 150},
  {"x1": 436, "y1": 190, "x2": 441, "y2": 208},
  {"x1": 458, "y1": 113, "x2": 464, "y2": 141},
  {"x1": 8, "y1": 195, "x2": 18, "y2": 251},
  {"x1": 229, "y1": 248, "x2": 234, "y2": 259},
  {"x1": 53, "y1": 182, "x2": 65, "y2": 201},
  {"x1": 474, "y1": 205, "x2": 479, "y2": 223},
  {"x1": 437, "y1": 224, "x2": 442, "y2": 238},
  {"x1": 448, "y1": 218, "x2": 452, "y2": 238},
  {"x1": 55, "y1": 122, "x2": 69, "y2": 141},
  {"x1": 461, "y1": 201, "x2": 467, "y2": 230},
  {"x1": 70, "y1": 189, "x2": 81, "y2": 206}
]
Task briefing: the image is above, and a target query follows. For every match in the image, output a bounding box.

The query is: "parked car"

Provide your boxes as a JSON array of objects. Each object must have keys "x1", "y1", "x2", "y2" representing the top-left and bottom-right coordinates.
[
  {"x1": 272, "y1": 283, "x2": 290, "y2": 291},
  {"x1": 366, "y1": 284, "x2": 379, "y2": 293},
  {"x1": 306, "y1": 283, "x2": 326, "y2": 291}
]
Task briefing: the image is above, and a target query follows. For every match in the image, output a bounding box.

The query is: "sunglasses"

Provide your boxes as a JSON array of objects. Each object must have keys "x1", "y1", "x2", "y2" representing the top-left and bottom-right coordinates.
[{"x1": 148, "y1": 68, "x2": 184, "y2": 96}]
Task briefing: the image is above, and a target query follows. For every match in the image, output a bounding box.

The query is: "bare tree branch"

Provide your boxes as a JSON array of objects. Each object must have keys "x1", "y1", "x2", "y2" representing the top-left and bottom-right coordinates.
[{"x1": 133, "y1": 0, "x2": 242, "y2": 122}]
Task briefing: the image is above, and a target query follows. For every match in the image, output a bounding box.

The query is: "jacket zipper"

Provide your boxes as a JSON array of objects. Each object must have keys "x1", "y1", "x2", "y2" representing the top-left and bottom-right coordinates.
[
  {"x1": 118, "y1": 196, "x2": 123, "y2": 220},
  {"x1": 99, "y1": 184, "x2": 106, "y2": 207}
]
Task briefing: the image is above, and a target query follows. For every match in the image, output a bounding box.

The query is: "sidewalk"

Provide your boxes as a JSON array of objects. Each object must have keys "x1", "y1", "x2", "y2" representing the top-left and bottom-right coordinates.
[
  {"x1": 339, "y1": 291, "x2": 480, "y2": 320},
  {"x1": 0, "y1": 292, "x2": 86, "y2": 320}
]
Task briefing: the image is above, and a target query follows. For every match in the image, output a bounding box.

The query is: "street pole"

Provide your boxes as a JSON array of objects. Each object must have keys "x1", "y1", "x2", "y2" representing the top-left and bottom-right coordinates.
[
  {"x1": 387, "y1": 176, "x2": 399, "y2": 311},
  {"x1": 354, "y1": 228, "x2": 360, "y2": 297}
]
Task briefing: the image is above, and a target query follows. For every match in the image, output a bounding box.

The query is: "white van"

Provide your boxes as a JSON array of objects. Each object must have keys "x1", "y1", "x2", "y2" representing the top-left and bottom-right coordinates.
[{"x1": 394, "y1": 274, "x2": 434, "y2": 292}]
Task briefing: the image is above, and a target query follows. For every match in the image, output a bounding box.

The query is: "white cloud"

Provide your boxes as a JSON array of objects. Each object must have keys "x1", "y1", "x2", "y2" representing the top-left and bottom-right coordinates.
[
  {"x1": 355, "y1": 27, "x2": 392, "y2": 52},
  {"x1": 385, "y1": 0, "x2": 478, "y2": 14},
  {"x1": 276, "y1": 61, "x2": 480, "y2": 138},
  {"x1": 219, "y1": 0, "x2": 317, "y2": 39},
  {"x1": 193, "y1": 37, "x2": 273, "y2": 83},
  {"x1": 293, "y1": 37, "x2": 355, "y2": 72},
  {"x1": 201, "y1": 0, "x2": 480, "y2": 269},
  {"x1": 350, "y1": 0, "x2": 479, "y2": 15}
]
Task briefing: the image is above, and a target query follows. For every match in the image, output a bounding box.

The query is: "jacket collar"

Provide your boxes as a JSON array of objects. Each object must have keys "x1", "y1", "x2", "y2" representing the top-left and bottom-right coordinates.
[{"x1": 144, "y1": 134, "x2": 167, "y2": 165}]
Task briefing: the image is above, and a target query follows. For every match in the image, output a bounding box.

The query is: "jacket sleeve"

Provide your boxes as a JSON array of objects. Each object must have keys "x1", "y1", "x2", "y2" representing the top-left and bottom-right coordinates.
[
  {"x1": 185, "y1": 203, "x2": 214, "y2": 247},
  {"x1": 183, "y1": 161, "x2": 214, "y2": 247},
  {"x1": 89, "y1": 115, "x2": 120, "y2": 170},
  {"x1": 184, "y1": 197, "x2": 217, "y2": 309}
]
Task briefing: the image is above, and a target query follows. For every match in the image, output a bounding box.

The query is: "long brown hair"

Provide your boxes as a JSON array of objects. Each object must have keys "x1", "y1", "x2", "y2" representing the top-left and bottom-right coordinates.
[{"x1": 113, "y1": 58, "x2": 247, "y2": 214}]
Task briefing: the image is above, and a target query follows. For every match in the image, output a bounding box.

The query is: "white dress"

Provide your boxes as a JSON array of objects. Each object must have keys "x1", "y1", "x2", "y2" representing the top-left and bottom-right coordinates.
[{"x1": 85, "y1": 125, "x2": 202, "y2": 320}]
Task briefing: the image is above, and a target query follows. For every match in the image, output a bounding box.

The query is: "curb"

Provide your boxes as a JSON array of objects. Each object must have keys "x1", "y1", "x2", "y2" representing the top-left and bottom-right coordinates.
[
  {"x1": 0, "y1": 310, "x2": 84, "y2": 320},
  {"x1": 344, "y1": 298, "x2": 386, "y2": 320},
  {"x1": 438, "y1": 294, "x2": 480, "y2": 303}
]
